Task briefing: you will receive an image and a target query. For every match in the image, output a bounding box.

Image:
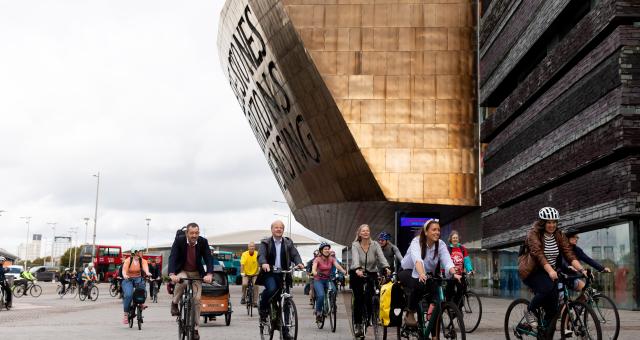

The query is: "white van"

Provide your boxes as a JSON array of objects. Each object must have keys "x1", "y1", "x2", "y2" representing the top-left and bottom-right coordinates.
[{"x1": 5, "y1": 265, "x2": 24, "y2": 282}]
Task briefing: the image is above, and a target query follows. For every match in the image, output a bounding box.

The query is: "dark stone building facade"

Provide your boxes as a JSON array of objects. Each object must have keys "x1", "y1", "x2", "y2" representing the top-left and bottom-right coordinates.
[{"x1": 479, "y1": 0, "x2": 640, "y2": 309}]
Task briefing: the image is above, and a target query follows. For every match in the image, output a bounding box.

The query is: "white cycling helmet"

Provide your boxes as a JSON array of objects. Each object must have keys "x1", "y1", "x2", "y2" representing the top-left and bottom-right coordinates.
[
  {"x1": 538, "y1": 207, "x2": 560, "y2": 221},
  {"x1": 131, "y1": 246, "x2": 144, "y2": 253},
  {"x1": 0, "y1": 256, "x2": 5, "y2": 262},
  {"x1": 88, "y1": 263, "x2": 94, "y2": 268}
]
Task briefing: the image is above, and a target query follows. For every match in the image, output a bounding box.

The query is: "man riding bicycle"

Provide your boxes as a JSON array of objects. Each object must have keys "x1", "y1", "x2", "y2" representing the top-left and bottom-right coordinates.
[
  {"x1": 559, "y1": 231, "x2": 611, "y2": 295},
  {"x1": 378, "y1": 232, "x2": 403, "y2": 272},
  {"x1": 148, "y1": 258, "x2": 162, "y2": 301},
  {"x1": 240, "y1": 241, "x2": 259, "y2": 307},
  {"x1": 312, "y1": 242, "x2": 347, "y2": 323},
  {"x1": 121, "y1": 246, "x2": 152, "y2": 325},
  {"x1": 59, "y1": 268, "x2": 72, "y2": 296},
  {"x1": 82, "y1": 263, "x2": 98, "y2": 292},
  {"x1": 350, "y1": 224, "x2": 391, "y2": 337},
  {"x1": 257, "y1": 220, "x2": 305, "y2": 340},
  {"x1": 168, "y1": 222, "x2": 214, "y2": 340},
  {"x1": 0, "y1": 256, "x2": 12, "y2": 309}
]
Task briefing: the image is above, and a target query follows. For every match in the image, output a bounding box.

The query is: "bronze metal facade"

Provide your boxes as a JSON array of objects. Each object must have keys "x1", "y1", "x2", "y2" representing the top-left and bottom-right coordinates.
[{"x1": 218, "y1": 0, "x2": 478, "y2": 245}]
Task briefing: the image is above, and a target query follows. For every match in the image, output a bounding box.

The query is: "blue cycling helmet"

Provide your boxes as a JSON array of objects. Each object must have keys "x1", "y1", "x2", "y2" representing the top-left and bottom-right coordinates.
[
  {"x1": 378, "y1": 232, "x2": 392, "y2": 241},
  {"x1": 318, "y1": 242, "x2": 331, "y2": 251}
]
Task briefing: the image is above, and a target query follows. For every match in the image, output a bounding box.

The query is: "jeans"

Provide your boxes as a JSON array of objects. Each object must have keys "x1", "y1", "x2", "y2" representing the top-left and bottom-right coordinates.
[
  {"x1": 313, "y1": 279, "x2": 335, "y2": 314},
  {"x1": 523, "y1": 269, "x2": 557, "y2": 323},
  {"x1": 260, "y1": 273, "x2": 283, "y2": 314},
  {"x1": 122, "y1": 277, "x2": 145, "y2": 313}
]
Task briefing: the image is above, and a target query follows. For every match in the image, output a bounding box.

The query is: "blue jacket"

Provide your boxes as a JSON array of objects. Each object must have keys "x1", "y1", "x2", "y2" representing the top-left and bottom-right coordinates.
[
  {"x1": 168, "y1": 235, "x2": 214, "y2": 278},
  {"x1": 561, "y1": 245, "x2": 605, "y2": 273}
]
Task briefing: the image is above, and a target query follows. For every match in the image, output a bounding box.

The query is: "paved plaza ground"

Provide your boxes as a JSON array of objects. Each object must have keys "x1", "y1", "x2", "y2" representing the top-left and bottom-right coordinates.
[{"x1": 0, "y1": 282, "x2": 638, "y2": 339}]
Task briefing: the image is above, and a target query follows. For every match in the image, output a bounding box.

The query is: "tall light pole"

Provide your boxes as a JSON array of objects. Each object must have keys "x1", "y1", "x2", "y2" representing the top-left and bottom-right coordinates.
[
  {"x1": 83, "y1": 217, "x2": 90, "y2": 244},
  {"x1": 47, "y1": 222, "x2": 57, "y2": 267},
  {"x1": 68, "y1": 227, "x2": 78, "y2": 270},
  {"x1": 273, "y1": 200, "x2": 292, "y2": 238},
  {"x1": 145, "y1": 218, "x2": 151, "y2": 253},
  {"x1": 20, "y1": 216, "x2": 31, "y2": 268},
  {"x1": 92, "y1": 172, "x2": 100, "y2": 261}
]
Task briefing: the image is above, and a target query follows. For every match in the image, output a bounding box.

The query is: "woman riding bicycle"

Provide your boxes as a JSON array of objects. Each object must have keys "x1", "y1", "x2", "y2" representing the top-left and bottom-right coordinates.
[
  {"x1": 312, "y1": 242, "x2": 347, "y2": 323},
  {"x1": 398, "y1": 219, "x2": 460, "y2": 337},
  {"x1": 518, "y1": 207, "x2": 587, "y2": 329},
  {"x1": 121, "y1": 246, "x2": 151, "y2": 325},
  {"x1": 447, "y1": 230, "x2": 473, "y2": 307},
  {"x1": 349, "y1": 224, "x2": 390, "y2": 337}
]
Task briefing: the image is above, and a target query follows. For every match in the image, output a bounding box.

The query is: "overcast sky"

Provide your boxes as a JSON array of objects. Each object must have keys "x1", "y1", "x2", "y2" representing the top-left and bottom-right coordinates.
[{"x1": 0, "y1": 0, "x2": 320, "y2": 256}]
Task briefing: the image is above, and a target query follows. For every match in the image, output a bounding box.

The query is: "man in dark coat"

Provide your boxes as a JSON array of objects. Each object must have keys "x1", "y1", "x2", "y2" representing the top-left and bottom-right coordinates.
[
  {"x1": 168, "y1": 223, "x2": 214, "y2": 340},
  {"x1": 257, "y1": 220, "x2": 304, "y2": 340}
]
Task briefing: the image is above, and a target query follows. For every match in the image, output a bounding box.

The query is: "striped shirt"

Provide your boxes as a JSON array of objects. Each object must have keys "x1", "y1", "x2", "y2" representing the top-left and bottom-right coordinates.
[{"x1": 543, "y1": 234, "x2": 559, "y2": 267}]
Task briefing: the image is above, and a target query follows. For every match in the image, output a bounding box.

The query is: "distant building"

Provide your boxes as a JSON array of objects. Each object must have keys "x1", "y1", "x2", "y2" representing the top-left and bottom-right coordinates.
[
  {"x1": 0, "y1": 248, "x2": 19, "y2": 265},
  {"x1": 16, "y1": 233, "x2": 42, "y2": 261}
]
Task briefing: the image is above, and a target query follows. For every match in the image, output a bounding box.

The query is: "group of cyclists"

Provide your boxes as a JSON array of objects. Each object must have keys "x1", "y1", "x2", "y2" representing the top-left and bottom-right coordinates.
[{"x1": 1, "y1": 209, "x2": 616, "y2": 339}]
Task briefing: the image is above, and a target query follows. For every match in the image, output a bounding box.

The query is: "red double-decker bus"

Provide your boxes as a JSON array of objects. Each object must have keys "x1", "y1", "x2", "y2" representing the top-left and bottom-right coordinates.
[{"x1": 79, "y1": 244, "x2": 123, "y2": 281}]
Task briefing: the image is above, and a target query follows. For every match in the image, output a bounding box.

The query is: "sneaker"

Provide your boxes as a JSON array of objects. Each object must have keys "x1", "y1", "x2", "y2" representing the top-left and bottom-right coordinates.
[
  {"x1": 141, "y1": 304, "x2": 148, "y2": 310},
  {"x1": 122, "y1": 314, "x2": 128, "y2": 325},
  {"x1": 171, "y1": 303, "x2": 179, "y2": 316},
  {"x1": 564, "y1": 329, "x2": 574, "y2": 338},
  {"x1": 316, "y1": 314, "x2": 323, "y2": 323},
  {"x1": 354, "y1": 324, "x2": 364, "y2": 337},
  {"x1": 524, "y1": 310, "x2": 538, "y2": 328},
  {"x1": 193, "y1": 330, "x2": 200, "y2": 340}
]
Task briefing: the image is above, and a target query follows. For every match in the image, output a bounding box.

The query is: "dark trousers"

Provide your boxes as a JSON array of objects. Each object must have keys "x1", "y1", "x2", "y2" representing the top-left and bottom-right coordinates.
[
  {"x1": 349, "y1": 270, "x2": 378, "y2": 323},
  {"x1": 260, "y1": 272, "x2": 285, "y2": 313},
  {"x1": 446, "y1": 279, "x2": 464, "y2": 307},
  {"x1": 1, "y1": 280, "x2": 11, "y2": 306},
  {"x1": 523, "y1": 269, "x2": 558, "y2": 322},
  {"x1": 398, "y1": 270, "x2": 438, "y2": 337}
]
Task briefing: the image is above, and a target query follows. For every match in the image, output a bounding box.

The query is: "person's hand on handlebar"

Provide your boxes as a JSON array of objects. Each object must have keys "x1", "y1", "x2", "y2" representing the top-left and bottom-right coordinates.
[
  {"x1": 418, "y1": 272, "x2": 428, "y2": 283},
  {"x1": 203, "y1": 273, "x2": 213, "y2": 284},
  {"x1": 355, "y1": 268, "x2": 365, "y2": 278},
  {"x1": 296, "y1": 263, "x2": 305, "y2": 270},
  {"x1": 602, "y1": 267, "x2": 611, "y2": 273},
  {"x1": 261, "y1": 264, "x2": 271, "y2": 273},
  {"x1": 169, "y1": 274, "x2": 179, "y2": 284},
  {"x1": 384, "y1": 267, "x2": 391, "y2": 276}
]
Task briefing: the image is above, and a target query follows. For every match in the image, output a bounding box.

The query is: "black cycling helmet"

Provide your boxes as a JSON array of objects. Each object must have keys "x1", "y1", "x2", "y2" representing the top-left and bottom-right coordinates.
[
  {"x1": 318, "y1": 242, "x2": 331, "y2": 252},
  {"x1": 378, "y1": 232, "x2": 392, "y2": 241}
]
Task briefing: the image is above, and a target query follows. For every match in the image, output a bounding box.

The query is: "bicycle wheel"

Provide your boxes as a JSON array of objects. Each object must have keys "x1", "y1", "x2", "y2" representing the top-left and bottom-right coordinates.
[
  {"x1": 280, "y1": 297, "x2": 298, "y2": 340},
  {"x1": 30, "y1": 284, "x2": 42, "y2": 298},
  {"x1": 461, "y1": 291, "x2": 482, "y2": 333},
  {"x1": 591, "y1": 294, "x2": 619, "y2": 340},
  {"x1": 137, "y1": 304, "x2": 143, "y2": 330},
  {"x1": 372, "y1": 295, "x2": 382, "y2": 340},
  {"x1": 78, "y1": 287, "x2": 87, "y2": 301},
  {"x1": 436, "y1": 301, "x2": 466, "y2": 340},
  {"x1": 330, "y1": 291, "x2": 337, "y2": 333},
  {"x1": 351, "y1": 293, "x2": 367, "y2": 339},
  {"x1": 129, "y1": 306, "x2": 134, "y2": 328},
  {"x1": 12, "y1": 285, "x2": 25, "y2": 298},
  {"x1": 109, "y1": 283, "x2": 117, "y2": 297},
  {"x1": 56, "y1": 285, "x2": 63, "y2": 296},
  {"x1": 68, "y1": 285, "x2": 77, "y2": 298},
  {"x1": 561, "y1": 300, "x2": 601, "y2": 340},
  {"x1": 153, "y1": 284, "x2": 159, "y2": 303},
  {"x1": 178, "y1": 299, "x2": 186, "y2": 340},
  {"x1": 89, "y1": 285, "x2": 99, "y2": 301},
  {"x1": 504, "y1": 298, "x2": 534, "y2": 340},
  {"x1": 247, "y1": 288, "x2": 252, "y2": 316}
]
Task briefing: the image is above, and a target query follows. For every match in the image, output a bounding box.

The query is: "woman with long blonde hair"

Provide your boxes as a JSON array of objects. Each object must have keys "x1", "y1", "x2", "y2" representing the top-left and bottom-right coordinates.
[{"x1": 349, "y1": 224, "x2": 390, "y2": 337}]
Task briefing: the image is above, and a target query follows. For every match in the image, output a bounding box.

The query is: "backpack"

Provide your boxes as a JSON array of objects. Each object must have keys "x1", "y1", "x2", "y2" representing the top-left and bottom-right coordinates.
[
  {"x1": 175, "y1": 226, "x2": 187, "y2": 239},
  {"x1": 379, "y1": 281, "x2": 405, "y2": 327}
]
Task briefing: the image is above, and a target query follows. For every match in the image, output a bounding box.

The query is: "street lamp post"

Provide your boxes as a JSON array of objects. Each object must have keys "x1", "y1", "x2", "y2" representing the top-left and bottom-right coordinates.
[
  {"x1": 273, "y1": 200, "x2": 292, "y2": 238},
  {"x1": 47, "y1": 222, "x2": 57, "y2": 267},
  {"x1": 68, "y1": 227, "x2": 78, "y2": 270},
  {"x1": 92, "y1": 172, "x2": 100, "y2": 261},
  {"x1": 20, "y1": 216, "x2": 30, "y2": 268},
  {"x1": 145, "y1": 218, "x2": 151, "y2": 253},
  {"x1": 83, "y1": 217, "x2": 90, "y2": 244}
]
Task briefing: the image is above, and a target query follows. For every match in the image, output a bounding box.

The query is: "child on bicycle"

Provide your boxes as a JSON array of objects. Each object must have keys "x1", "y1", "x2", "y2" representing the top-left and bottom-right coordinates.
[
  {"x1": 312, "y1": 242, "x2": 347, "y2": 323},
  {"x1": 398, "y1": 219, "x2": 460, "y2": 336},
  {"x1": 447, "y1": 231, "x2": 474, "y2": 307}
]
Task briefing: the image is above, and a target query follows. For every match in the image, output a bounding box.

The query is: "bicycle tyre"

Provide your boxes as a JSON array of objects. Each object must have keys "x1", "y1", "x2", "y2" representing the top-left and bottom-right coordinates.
[
  {"x1": 351, "y1": 293, "x2": 367, "y2": 339},
  {"x1": 137, "y1": 304, "x2": 143, "y2": 330},
  {"x1": 504, "y1": 298, "x2": 531, "y2": 340},
  {"x1": 372, "y1": 295, "x2": 381, "y2": 340},
  {"x1": 13, "y1": 285, "x2": 25, "y2": 298},
  {"x1": 30, "y1": 284, "x2": 42, "y2": 298},
  {"x1": 591, "y1": 294, "x2": 619, "y2": 340},
  {"x1": 109, "y1": 283, "x2": 118, "y2": 297},
  {"x1": 330, "y1": 290, "x2": 337, "y2": 333},
  {"x1": 436, "y1": 301, "x2": 466, "y2": 340},
  {"x1": 89, "y1": 285, "x2": 99, "y2": 301},
  {"x1": 281, "y1": 297, "x2": 298, "y2": 340},
  {"x1": 178, "y1": 299, "x2": 186, "y2": 340},
  {"x1": 461, "y1": 291, "x2": 482, "y2": 333},
  {"x1": 78, "y1": 287, "x2": 87, "y2": 301},
  {"x1": 129, "y1": 307, "x2": 134, "y2": 328},
  {"x1": 69, "y1": 285, "x2": 77, "y2": 298},
  {"x1": 185, "y1": 298, "x2": 194, "y2": 340},
  {"x1": 560, "y1": 300, "x2": 602, "y2": 340}
]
